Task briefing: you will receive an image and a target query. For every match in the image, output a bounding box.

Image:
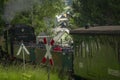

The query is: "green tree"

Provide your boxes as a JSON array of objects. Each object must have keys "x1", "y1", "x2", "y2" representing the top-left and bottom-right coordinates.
[
  {"x1": 72, "y1": 0, "x2": 120, "y2": 27},
  {"x1": 11, "y1": 0, "x2": 63, "y2": 34}
]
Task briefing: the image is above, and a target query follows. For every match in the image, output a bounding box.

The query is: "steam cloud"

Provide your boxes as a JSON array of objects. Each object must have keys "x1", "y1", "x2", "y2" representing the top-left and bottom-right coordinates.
[{"x1": 3, "y1": 0, "x2": 41, "y2": 23}]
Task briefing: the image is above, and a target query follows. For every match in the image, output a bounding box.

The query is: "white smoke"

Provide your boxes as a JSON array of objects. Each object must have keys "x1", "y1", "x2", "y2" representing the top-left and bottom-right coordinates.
[{"x1": 3, "y1": 0, "x2": 42, "y2": 23}]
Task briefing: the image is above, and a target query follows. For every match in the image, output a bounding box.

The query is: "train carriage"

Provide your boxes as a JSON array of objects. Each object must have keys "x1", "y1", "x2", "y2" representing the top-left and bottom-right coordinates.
[{"x1": 70, "y1": 26, "x2": 120, "y2": 80}]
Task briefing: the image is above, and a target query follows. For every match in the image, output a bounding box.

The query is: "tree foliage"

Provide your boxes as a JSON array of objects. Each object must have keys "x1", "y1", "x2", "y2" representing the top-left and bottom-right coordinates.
[
  {"x1": 0, "y1": 0, "x2": 63, "y2": 35},
  {"x1": 11, "y1": 0, "x2": 63, "y2": 34},
  {"x1": 72, "y1": 0, "x2": 120, "y2": 27}
]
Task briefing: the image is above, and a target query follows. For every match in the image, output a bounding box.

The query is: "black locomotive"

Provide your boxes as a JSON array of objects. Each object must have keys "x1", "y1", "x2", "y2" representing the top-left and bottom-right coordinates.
[{"x1": 2, "y1": 24, "x2": 36, "y2": 59}]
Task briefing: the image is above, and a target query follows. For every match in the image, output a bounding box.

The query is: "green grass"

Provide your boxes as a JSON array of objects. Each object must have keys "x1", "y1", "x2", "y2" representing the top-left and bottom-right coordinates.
[{"x1": 0, "y1": 64, "x2": 68, "y2": 80}]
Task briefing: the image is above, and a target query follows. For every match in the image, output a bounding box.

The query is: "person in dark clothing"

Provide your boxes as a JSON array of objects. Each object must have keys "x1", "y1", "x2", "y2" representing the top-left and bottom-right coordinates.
[{"x1": 0, "y1": 46, "x2": 10, "y2": 65}]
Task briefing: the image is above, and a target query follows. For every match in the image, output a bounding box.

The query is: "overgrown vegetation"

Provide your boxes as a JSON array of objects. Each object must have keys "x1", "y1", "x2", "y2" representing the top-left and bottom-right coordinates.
[
  {"x1": 72, "y1": 0, "x2": 120, "y2": 27},
  {"x1": 0, "y1": 64, "x2": 68, "y2": 80}
]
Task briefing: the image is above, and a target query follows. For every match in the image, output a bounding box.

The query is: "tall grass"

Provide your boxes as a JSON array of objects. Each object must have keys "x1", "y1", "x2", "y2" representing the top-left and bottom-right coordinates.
[{"x1": 0, "y1": 64, "x2": 68, "y2": 80}]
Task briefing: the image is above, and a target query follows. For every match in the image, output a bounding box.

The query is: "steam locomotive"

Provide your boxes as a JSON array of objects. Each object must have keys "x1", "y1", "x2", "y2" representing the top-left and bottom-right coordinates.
[
  {"x1": 0, "y1": 24, "x2": 36, "y2": 61},
  {"x1": 0, "y1": 24, "x2": 73, "y2": 79},
  {"x1": 1, "y1": 24, "x2": 73, "y2": 67}
]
